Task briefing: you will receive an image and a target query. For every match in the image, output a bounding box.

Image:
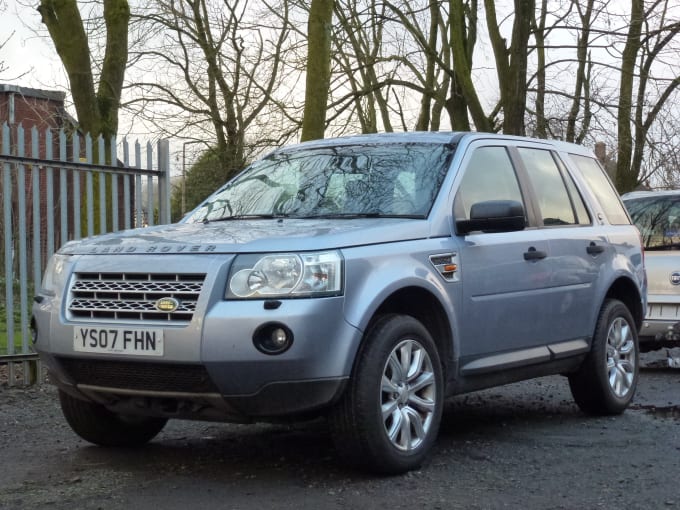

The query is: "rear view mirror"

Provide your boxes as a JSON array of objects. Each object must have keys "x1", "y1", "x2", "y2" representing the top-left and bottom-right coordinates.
[{"x1": 456, "y1": 200, "x2": 526, "y2": 235}]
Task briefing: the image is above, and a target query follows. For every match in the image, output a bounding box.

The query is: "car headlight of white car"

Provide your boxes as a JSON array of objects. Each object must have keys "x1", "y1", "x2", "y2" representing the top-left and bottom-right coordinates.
[{"x1": 227, "y1": 251, "x2": 343, "y2": 299}]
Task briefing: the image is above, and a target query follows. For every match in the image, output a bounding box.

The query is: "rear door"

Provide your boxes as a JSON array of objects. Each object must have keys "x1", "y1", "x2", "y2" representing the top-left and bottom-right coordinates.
[{"x1": 513, "y1": 146, "x2": 606, "y2": 344}]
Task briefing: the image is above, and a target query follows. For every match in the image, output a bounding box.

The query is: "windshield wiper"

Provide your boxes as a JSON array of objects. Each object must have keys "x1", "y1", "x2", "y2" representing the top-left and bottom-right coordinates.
[
  {"x1": 204, "y1": 213, "x2": 289, "y2": 224},
  {"x1": 299, "y1": 212, "x2": 425, "y2": 219},
  {"x1": 297, "y1": 212, "x2": 383, "y2": 219}
]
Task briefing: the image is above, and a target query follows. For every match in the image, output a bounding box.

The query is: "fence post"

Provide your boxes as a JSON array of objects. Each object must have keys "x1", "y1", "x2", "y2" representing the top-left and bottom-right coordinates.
[
  {"x1": 158, "y1": 139, "x2": 171, "y2": 225},
  {"x1": 2, "y1": 123, "x2": 15, "y2": 383},
  {"x1": 122, "y1": 138, "x2": 131, "y2": 230}
]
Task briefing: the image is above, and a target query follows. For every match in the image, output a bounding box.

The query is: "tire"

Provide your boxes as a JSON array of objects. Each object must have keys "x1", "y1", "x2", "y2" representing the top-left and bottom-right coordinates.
[
  {"x1": 329, "y1": 314, "x2": 444, "y2": 474},
  {"x1": 568, "y1": 299, "x2": 639, "y2": 415},
  {"x1": 59, "y1": 390, "x2": 167, "y2": 447}
]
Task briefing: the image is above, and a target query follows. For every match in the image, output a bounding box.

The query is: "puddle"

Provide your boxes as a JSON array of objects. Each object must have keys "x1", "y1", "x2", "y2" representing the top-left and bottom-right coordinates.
[{"x1": 631, "y1": 404, "x2": 680, "y2": 420}]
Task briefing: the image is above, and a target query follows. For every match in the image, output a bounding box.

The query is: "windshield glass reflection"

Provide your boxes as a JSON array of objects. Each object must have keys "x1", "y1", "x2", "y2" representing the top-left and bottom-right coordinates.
[{"x1": 185, "y1": 143, "x2": 454, "y2": 223}]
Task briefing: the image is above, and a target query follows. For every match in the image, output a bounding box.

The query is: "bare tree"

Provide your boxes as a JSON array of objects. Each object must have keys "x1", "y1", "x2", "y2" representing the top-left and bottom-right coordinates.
[
  {"x1": 372, "y1": 0, "x2": 489, "y2": 131},
  {"x1": 564, "y1": 0, "x2": 594, "y2": 143},
  {"x1": 615, "y1": 0, "x2": 680, "y2": 192},
  {"x1": 0, "y1": 32, "x2": 9, "y2": 77},
  {"x1": 127, "y1": 0, "x2": 297, "y2": 184},
  {"x1": 332, "y1": 0, "x2": 394, "y2": 133}
]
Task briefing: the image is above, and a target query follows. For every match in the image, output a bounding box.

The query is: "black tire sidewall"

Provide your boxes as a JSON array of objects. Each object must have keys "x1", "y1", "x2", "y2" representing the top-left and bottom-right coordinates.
[
  {"x1": 570, "y1": 299, "x2": 639, "y2": 415},
  {"x1": 59, "y1": 390, "x2": 167, "y2": 446},
  {"x1": 350, "y1": 314, "x2": 444, "y2": 472},
  {"x1": 594, "y1": 300, "x2": 639, "y2": 409}
]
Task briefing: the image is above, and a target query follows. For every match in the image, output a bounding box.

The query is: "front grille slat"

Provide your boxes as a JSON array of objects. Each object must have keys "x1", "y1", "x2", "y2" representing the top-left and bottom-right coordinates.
[
  {"x1": 67, "y1": 272, "x2": 206, "y2": 324},
  {"x1": 57, "y1": 357, "x2": 219, "y2": 394}
]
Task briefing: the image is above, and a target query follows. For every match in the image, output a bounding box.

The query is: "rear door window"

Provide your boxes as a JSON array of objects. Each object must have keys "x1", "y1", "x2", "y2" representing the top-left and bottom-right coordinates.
[{"x1": 517, "y1": 148, "x2": 588, "y2": 226}]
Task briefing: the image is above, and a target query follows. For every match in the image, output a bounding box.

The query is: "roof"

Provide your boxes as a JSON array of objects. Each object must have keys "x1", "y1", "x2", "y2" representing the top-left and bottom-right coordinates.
[
  {"x1": 275, "y1": 131, "x2": 595, "y2": 159},
  {"x1": 0, "y1": 83, "x2": 66, "y2": 103}
]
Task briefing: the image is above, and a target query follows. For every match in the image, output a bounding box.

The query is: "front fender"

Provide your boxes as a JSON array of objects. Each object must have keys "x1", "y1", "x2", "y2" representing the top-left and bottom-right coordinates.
[{"x1": 341, "y1": 238, "x2": 461, "y2": 346}]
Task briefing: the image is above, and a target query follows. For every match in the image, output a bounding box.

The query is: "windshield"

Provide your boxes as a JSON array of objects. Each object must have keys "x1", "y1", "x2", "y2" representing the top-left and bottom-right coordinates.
[
  {"x1": 624, "y1": 194, "x2": 680, "y2": 250},
  {"x1": 184, "y1": 142, "x2": 454, "y2": 223}
]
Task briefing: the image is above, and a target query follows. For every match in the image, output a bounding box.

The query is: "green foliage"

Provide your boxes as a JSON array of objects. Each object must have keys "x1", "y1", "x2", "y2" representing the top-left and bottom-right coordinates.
[
  {"x1": 171, "y1": 148, "x2": 234, "y2": 222},
  {"x1": 0, "y1": 276, "x2": 29, "y2": 354}
]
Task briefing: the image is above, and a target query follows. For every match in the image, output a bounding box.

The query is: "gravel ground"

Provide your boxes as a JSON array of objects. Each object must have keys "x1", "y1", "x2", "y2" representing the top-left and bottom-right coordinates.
[{"x1": 1, "y1": 351, "x2": 679, "y2": 510}]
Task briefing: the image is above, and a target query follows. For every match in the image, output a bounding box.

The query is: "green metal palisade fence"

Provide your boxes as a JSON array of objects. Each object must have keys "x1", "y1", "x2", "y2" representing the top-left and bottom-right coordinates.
[{"x1": 0, "y1": 123, "x2": 171, "y2": 385}]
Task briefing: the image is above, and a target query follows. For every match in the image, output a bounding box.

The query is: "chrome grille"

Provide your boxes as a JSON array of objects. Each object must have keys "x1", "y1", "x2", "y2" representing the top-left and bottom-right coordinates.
[{"x1": 67, "y1": 272, "x2": 205, "y2": 323}]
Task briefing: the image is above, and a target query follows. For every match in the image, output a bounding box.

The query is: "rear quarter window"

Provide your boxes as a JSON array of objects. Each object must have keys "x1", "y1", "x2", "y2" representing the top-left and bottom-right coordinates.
[{"x1": 568, "y1": 154, "x2": 630, "y2": 225}]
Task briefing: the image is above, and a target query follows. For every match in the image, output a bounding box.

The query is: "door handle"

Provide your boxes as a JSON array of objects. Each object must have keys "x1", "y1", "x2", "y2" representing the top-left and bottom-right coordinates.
[
  {"x1": 524, "y1": 247, "x2": 547, "y2": 261},
  {"x1": 587, "y1": 242, "x2": 605, "y2": 255}
]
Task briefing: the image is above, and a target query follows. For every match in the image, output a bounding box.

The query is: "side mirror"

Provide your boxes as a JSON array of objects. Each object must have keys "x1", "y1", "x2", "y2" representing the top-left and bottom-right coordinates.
[{"x1": 456, "y1": 200, "x2": 526, "y2": 235}]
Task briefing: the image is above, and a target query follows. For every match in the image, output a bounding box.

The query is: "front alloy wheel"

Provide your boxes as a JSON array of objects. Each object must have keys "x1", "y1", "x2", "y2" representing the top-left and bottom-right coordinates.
[
  {"x1": 329, "y1": 314, "x2": 444, "y2": 474},
  {"x1": 381, "y1": 339, "x2": 437, "y2": 452}
]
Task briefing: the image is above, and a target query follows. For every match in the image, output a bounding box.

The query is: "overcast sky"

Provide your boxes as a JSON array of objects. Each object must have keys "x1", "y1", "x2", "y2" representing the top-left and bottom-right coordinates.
[{"x1": 2, "y1": 0, "x2": 67, "y2": 91}]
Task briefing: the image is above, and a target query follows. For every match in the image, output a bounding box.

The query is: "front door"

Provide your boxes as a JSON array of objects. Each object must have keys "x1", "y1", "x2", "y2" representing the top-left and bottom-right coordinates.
[{"x1": 452, "y1": 143, "x2": 554, "y2": 372}]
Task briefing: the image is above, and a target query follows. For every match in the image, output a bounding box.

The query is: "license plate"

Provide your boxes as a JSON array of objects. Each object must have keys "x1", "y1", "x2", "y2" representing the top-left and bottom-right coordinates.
[{"x1": 74, "y1": 327, "x2": 164, "y2": 356}]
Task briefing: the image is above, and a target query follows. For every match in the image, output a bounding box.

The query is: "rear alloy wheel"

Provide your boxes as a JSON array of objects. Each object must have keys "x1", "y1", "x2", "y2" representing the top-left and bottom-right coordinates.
[
  {"x1": 568, "y1": 299, "x2": 639, "y2": 415},
  {"x1": 59, "y1": 390, "x2": 167, "y2": 447},
  {"x1": 329, "y1": 314, "x2": 443, "y2": 474}
]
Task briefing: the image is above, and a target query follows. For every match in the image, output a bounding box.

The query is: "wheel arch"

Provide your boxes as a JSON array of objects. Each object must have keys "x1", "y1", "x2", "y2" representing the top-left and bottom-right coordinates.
[
  {"x1": 360, "y1": 287, "x2": 454, "y2": 380},
  {"x1": 604, "y1": 276, "x2": 644, "y2": 332}
]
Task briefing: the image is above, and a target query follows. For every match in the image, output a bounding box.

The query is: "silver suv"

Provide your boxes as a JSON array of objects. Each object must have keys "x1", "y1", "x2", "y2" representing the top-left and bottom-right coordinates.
[{"x1": 33, "y1": 132, "x2": 646, "y2": 474}]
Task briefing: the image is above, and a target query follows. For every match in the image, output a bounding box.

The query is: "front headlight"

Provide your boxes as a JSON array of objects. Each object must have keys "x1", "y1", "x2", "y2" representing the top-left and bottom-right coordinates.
[
  {"x1": 227, "y1": 250, "x2": 343, "y2": 299},
  {"x1": 41, "y1": 253, "x2": 72, "y2": 296}
]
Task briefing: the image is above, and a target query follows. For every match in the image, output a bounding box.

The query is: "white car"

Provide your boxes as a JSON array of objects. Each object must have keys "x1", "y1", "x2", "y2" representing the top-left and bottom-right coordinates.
[{"x1": 623, "y1": 190, "x2": 680, "y2": 350}]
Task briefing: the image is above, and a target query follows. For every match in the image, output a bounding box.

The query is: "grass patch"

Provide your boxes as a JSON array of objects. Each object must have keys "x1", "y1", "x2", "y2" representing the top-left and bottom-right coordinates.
[
  {"x1": 1, "y1": 277, "x2": 35, "y2": 355},
  {"x1": 0, "y1": 329, "x2": 27, "y2": 354},
  {"x1": 0, "y1": 305, "x2": 31, "y2": 355}
]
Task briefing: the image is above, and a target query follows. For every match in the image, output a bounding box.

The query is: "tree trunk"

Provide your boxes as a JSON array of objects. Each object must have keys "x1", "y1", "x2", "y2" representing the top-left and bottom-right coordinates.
[
  {"x1": 38, "y1": 0, "x2": 129, "y2": 140},
  {"x1": 301, "y1": 0, "x2": 335, "y2": 142},
  {"x1": 566, "y1": 0, "x2": 593, "y2": 143},
  {"x1": 484, "y1": 0, "x2": 533, "y2": 135},
  {"x1": 450, "y1": 0, "x2": 491, "y2": 132},
  {"x1": 615, "y1": 0, "x2": 643, "y2": 193},
  {"x1": 532, "y1": 0, "x2": 547, "y2": 138}
]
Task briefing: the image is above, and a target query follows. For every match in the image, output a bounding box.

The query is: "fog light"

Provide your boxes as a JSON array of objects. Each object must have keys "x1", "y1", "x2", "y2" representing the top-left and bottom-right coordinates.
[
  {"x1": 271, "y1": 328, "x2": 287, "y2": 347},
  {"x1": 253, "y1": 323, "x2": 293, "y2": 355}
]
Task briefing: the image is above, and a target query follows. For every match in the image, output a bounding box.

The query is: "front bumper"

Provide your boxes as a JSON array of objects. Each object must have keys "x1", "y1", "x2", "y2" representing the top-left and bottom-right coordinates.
[
  {"x1": 32, "y1": 253, "x2": 362, "y2": 421},
  {"x1": 38, "y1": 351, "x2": 348, "y2": 421}
]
